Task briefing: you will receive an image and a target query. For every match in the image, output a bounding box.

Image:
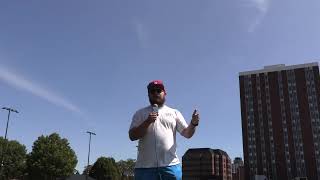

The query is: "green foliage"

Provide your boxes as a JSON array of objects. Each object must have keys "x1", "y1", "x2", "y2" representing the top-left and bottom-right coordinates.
[
  {"x1": 117, "y1": 159, "x2": 135, "y2": 177},
  {"x1": 0, "y1": 137, "x2": 27, "y2": 179},
  {"x1": 89, "y1": 157, "x2": 121, "y2": 180},
  {"x1": 26, "y1": 133, "x2": 78, "y2": 180}
]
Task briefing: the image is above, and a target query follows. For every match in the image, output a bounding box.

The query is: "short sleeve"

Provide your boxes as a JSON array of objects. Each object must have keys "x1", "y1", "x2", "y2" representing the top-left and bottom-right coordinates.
[
  {"x1": 129, "y1": 111, "x2": 143, "y2": 130},
  {"x1": 174, "y1": 110, "x2": 188, "y2": 134}
]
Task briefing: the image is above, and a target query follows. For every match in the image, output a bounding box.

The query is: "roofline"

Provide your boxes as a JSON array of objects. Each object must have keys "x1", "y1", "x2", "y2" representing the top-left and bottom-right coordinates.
[
  {"x1": 184, "y1": 148, "x2": 230, "y2": 158},
  {"x1": 213, "y1": 149, "x2": 230, "y2": 157},
  {"x1": 239, "y1": 62, "x2": 319, "y2": 76}
]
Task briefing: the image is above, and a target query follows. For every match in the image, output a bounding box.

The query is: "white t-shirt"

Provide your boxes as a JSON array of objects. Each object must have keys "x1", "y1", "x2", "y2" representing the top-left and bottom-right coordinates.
[{"x1": 129, "y1": 105, "x2": 188, "y2": 168}]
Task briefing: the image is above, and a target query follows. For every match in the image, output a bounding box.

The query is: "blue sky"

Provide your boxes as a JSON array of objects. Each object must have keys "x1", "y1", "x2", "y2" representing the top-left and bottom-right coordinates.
[{"x1": 0, "y1": 0, "x2": 320, "y2": 172}]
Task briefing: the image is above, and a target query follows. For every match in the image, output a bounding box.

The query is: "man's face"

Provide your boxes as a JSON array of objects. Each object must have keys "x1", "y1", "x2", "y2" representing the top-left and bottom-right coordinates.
[{"x1": 148, "y1": 87, "x2": 166, "y2": 106}]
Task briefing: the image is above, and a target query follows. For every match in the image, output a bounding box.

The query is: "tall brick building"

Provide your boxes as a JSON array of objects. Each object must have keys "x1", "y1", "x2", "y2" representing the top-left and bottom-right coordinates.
[
  {"x1": 182, "y1": 148, "x2": 232, "y2": 180},
  {"x1": 239, "y1": 63, "x2": 320, "y2": 180}
]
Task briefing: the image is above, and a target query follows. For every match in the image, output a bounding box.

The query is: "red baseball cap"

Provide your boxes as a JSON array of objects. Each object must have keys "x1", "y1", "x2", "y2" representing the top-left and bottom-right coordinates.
[{"x1": 147, "y1": 80, "x2": 166, "y2": 94}]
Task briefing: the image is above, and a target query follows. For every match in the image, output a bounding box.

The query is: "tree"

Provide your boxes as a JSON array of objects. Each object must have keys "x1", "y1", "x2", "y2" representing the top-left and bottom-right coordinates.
[
  {"x1": 0, "y1": 137, "x2": 27, "y2": 179},
  {"x1": 82, "y1": 165, "x2": 92, "y2": 175},
  {"x1": 26, "y1": 133, "x2": 78, "y2": 180},
  {"x1": 117, "y1": 159, "x2": 135, "y2": 179},
  {"x1": 89, "y1": 157, "x2": 121, "y2": 180}
]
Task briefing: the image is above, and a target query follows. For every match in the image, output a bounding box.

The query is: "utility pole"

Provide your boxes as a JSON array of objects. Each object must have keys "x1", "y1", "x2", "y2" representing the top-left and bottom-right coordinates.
[{"x1": 86, "y1": 131, "x2": 96, "y2": 180}]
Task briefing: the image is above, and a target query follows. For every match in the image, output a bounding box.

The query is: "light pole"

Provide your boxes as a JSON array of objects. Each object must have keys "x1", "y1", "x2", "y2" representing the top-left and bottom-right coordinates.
[
  {"x1": 2, "y1": 107, "x2": 19, "y2": 140},
  {"x1": 86, "y1": 131, "x2": 96, "y2": 180},
  {"x1": 1, "y1": 107, "x2": 19, "y2": 178}
]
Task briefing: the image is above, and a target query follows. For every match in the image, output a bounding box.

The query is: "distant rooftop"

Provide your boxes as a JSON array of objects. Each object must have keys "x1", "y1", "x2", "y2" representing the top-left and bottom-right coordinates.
[
  {"x1": 186, "y1": 148, "x2": 230, "y2": 157},
  {"x1": 239, "y1": 62, "x2": 318, "y2": 76}
]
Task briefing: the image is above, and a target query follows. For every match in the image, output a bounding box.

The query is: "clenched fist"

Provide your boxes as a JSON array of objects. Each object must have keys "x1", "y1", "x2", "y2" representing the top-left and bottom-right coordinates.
[{"x1": 147, "y1": 112, "x2": 158, "y2": 124}]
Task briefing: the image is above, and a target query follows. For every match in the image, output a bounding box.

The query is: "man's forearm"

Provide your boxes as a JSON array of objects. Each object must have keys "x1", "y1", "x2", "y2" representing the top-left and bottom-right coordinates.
[
  {"x1": 182, "y1": 124, "x2": 196, "y2": 139},
  {"x1": 129, "y1": 120, "x2": 152, "y2": 141}
]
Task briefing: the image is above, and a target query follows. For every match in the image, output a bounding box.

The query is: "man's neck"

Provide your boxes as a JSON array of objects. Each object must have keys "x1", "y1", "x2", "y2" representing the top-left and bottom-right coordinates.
[{"x1": 150, "y1": 104, "x2": 165, "y2": 108}]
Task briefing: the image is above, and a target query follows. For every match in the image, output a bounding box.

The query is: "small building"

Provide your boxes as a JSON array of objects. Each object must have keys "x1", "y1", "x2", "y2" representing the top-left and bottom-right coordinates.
[
  {"x1": 63, "y1": 174, "x2": 96, "y2": 180},
  {"x1": 232, "y1": 157, "x2": 245, "y2": 180},
  {"x1": 182, "y1": 148, "x2": 232, "y2": 180}
]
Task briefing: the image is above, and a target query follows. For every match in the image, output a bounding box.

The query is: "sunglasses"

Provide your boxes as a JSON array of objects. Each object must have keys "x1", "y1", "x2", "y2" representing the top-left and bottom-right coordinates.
[{"x1": 148, "y1": 88, "x2": 163, "y2": 94}]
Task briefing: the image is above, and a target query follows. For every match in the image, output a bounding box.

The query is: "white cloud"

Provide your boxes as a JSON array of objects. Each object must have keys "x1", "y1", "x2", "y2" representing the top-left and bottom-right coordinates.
[
  {"x1": 251, "y1": 0, "x2": 269, "y2": 13},
  {"x1": 246, "y1": 0, "x2": 270, "y2": 32},
  {"x1": 0, "y1": 65, "x2": 82, "y2": 114},
  {"x1": 132, "y1": 18, "x2": 149, "y2": 49}
]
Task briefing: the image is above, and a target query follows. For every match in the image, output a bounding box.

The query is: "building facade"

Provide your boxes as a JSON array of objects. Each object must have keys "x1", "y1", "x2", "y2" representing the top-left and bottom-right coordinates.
[
  {"x1": 182, "y1": 148, "x2": 232, "y2": 180},
  {"x1": 232, "y1": 157, "x2": 244, "y2": 180},
  {"x1": 232, "y1": 157, "x2": 244, "y2": 174},
  {"x1": 239, "y1": 63, "x2": 320, "y2": 180}
]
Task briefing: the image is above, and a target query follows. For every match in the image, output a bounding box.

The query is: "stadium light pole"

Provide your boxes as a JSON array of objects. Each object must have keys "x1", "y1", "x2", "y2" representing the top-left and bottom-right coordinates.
[
  {"x1": 1, "y1": 107, "x2": 19, "y2": 178},
  {"x1": 86, "y1": 131, "x2": 96, "y2": 180}
]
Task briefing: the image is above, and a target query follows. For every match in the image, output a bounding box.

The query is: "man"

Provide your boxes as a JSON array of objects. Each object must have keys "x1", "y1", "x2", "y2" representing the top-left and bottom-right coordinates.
[{"x1": 129, "y1": 80, "x2": 200, "y2": 180}]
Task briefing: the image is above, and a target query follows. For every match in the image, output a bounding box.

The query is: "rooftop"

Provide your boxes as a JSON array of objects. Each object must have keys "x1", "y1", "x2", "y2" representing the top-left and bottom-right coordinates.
[{"x1": 239, "y1": 62, "x2": 318, "y2": 76}]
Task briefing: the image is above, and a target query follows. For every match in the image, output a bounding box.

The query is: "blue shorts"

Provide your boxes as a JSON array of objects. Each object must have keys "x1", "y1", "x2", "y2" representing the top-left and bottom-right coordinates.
[{"x1": 134, "y1": 164, "x2": 182, "y2": 180}]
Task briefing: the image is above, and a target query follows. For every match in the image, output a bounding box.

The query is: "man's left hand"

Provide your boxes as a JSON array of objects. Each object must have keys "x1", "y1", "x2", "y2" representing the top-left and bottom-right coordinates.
[{"x1": 191, "y1": 109, "x2": 200, "y2": 126}]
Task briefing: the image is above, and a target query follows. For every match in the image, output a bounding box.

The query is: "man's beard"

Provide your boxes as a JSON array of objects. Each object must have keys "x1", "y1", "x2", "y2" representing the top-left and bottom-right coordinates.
[{"x1": 148, "y1": 96, "x2": 165, "y2": 106}]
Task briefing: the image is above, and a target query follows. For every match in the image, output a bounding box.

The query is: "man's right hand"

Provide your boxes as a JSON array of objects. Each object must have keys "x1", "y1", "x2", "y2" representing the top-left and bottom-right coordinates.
[
  {"x1": 129, "y1": 112, "x2": 158, "y2": 141},
  {"x1": 147, "y1": 112, "x2": 158, "y2": 124}
]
